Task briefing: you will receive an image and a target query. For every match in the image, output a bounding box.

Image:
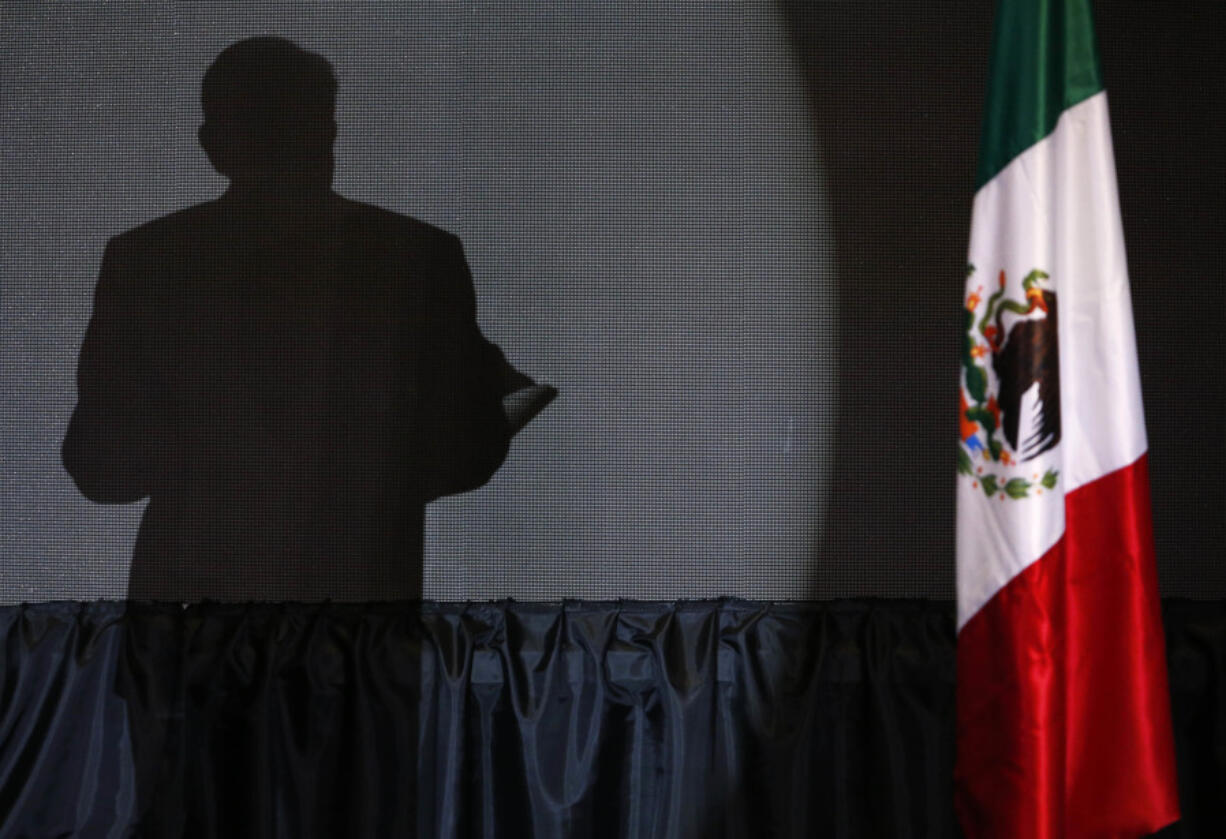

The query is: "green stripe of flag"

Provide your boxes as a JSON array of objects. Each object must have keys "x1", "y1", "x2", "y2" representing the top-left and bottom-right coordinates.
[{"x1": 975, "y1": 0, "x2": 1104, "y2": 190}]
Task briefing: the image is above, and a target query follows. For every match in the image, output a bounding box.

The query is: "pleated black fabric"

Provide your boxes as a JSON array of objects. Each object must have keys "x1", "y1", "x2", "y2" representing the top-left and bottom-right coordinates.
[{"x1": 0, "y1": 599, "x2": 1221, "y2": 838}]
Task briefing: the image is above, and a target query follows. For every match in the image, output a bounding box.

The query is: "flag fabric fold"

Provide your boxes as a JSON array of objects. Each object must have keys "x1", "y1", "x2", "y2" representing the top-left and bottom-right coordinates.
[{"x1": 955, "y1": 1, "x2": 1180, "y2": 836}]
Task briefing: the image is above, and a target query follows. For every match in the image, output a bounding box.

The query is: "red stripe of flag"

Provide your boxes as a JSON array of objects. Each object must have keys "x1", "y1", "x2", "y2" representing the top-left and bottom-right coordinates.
[{"x1": 956, "y1": 453, "x2": 1179, "y2": 838}]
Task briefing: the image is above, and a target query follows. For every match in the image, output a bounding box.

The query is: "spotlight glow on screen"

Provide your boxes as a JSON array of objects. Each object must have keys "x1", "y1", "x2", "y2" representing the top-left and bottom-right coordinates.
[{"x1": 0, "y1": 3, "x2": 834, "y2": 602}]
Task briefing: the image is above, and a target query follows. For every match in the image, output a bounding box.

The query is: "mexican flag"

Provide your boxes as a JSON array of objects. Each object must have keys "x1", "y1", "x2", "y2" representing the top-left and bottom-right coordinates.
[{"x1": 955, "y1": 1, "x2": 1180, "y2": 836}]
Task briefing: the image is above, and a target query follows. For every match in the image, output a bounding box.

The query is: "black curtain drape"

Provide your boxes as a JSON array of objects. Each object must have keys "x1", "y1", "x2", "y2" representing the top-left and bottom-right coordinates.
[{"x1": 0, "y1": 600, "x2": 1221, "y2": 838}]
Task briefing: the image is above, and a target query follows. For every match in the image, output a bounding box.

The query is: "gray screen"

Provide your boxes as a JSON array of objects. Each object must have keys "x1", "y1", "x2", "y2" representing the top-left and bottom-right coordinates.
[{"x1": 1, "y1": 3, "x2": 834, "y2": 602}]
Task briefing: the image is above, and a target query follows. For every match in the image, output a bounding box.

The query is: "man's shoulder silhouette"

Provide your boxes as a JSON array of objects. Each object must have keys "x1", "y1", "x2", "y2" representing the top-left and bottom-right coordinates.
[
  {"x1": 110, "y1": 194, "x2": 461, "y2": 258},
  {"x1": 99, "y1": 195, "x2": 482, "y2": 330},
  {"x1": 114, "y1": 200, "x2": 217, "y2": 240}
]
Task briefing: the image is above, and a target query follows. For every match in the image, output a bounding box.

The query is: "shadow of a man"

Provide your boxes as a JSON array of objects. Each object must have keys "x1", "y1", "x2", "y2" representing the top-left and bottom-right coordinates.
[{"x1": 63, "y1": 37, "x2": 518, "y2": 601}]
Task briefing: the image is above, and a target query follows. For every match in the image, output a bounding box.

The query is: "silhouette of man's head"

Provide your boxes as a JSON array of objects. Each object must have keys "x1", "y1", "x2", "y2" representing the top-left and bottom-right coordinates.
[{"x1": 199, "y1": 37, "x2": 337, "y2": 185}]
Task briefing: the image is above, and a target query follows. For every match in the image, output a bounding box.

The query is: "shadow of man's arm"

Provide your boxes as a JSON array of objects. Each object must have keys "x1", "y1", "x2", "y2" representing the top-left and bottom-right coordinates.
[
  {"x1": 415, "y1": 235, "x2": 513, "y2": 501},
  {"x1": 63, "y1": 237, "x2": 158, "y2": 504}
]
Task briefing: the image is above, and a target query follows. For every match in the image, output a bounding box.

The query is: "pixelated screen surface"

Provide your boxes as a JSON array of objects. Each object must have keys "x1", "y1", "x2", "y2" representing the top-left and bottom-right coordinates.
[
  {"x1": 3, "y1": 4, "x2": 833, "y2": 601},
  {"x1": 2, "y1": 2, "x2": 1222, "y2": 602}
]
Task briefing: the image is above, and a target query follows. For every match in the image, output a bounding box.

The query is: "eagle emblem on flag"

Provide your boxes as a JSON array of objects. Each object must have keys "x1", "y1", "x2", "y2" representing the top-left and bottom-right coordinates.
[{"x1": 958, "y1": 266, "x2": 1060, "y2": 500}]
